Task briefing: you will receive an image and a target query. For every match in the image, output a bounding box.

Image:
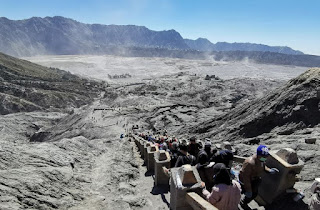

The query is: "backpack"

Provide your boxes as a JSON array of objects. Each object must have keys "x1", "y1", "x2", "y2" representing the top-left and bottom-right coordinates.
[
  {"x1": 183, "y1": 154, "x2": 196, "y2": 166},
  {"x1": 197, "y1": 150, "x2": 209, "y2": 164},
  {"x1": 175, "y1": 154, "x2": 196, "y2": 167}
]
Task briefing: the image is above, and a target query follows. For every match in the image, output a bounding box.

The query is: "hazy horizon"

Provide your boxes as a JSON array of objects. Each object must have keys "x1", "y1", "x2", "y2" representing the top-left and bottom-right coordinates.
[{"x1": 0, "y1": 0, "x2": 319, "y2": 55}]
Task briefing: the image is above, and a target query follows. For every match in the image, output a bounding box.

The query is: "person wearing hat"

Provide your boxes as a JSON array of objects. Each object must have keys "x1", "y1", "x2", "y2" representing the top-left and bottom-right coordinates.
[
  {"x1": 239, "y1": 145, "x2": 279, "y2": 209},
  {"x1": 201, "y1": 163, "x2": 241, "y2": 210}
]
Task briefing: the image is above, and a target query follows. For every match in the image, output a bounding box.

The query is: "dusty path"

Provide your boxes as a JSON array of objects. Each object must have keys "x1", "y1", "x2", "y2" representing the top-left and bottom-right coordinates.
[
  {"x1": 63, "y1": 100, "x2": 171, "y2": 210},
  {"x1": 67, "y1": 136, "x2": 170, "y2": 210}
]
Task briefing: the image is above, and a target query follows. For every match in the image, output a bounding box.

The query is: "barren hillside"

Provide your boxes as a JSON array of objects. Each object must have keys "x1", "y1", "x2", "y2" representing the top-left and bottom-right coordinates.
[
  {"x1": 0, "y1": 54, "x2": 318, "y2": 209},
  {"x1": 0, "y1": 53, "x2": 105, "y2": 114}
]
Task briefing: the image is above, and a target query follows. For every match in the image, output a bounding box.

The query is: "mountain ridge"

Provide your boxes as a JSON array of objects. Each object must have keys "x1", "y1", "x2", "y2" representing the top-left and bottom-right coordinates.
[
  {"x1": 184, "y1": 38, "x2": 304, "y2": 55},
  {"x1": 0, "y1": 16, "x2": 303, "y2": 57},
  {"x1": 0, "y1": 16, "x2": 189, "y2": 57}
]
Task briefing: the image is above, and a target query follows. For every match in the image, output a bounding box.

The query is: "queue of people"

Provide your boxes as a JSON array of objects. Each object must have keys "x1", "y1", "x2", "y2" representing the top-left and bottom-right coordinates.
[{"x1": 138, "y1": 132, "x2": 279, "y2": 210}]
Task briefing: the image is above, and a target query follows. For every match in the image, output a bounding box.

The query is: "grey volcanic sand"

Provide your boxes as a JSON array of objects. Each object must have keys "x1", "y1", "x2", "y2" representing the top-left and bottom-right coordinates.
[
  {"x1": 0, "y1": 55, "x2": 316, "y2": 209},
  {"x1": 25, "y1": 55, "x2": 307, "y2": 82}
]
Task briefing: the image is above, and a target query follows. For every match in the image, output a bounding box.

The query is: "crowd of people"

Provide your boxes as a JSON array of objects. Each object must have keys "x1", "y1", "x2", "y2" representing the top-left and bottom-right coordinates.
[{"x1": 138, "y1": 132, "x2": 279, "y2": 210}]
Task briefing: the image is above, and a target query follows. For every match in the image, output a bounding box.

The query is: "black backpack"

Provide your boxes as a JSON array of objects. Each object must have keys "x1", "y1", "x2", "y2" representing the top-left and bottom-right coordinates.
[{"x1": 182, "y1": 154, "x2": 196, "y2": 166}]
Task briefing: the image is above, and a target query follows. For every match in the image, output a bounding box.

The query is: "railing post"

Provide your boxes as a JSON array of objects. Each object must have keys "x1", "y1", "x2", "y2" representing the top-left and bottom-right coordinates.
[
  {"x1": 257, "y1": 148, "x2": 304, "y2": 205},
  {"x1": 134, "y1": 136, "x2": 140, "y2": 151},
  {"x1": 143, "y1": 142, "x2": 151, "y2": 165},
  {"x1": 170, "y1": 165, "x2": 202, "y2": 210},
  {"x1": 138, "y1": 139, "x2": 144, "y2": 157},
  {"x1": 154, "y1": 150, "x2": 171, "y2": 186},
  {"x1": 147, "y1": 145, "x2": 158, "y2": 172}
]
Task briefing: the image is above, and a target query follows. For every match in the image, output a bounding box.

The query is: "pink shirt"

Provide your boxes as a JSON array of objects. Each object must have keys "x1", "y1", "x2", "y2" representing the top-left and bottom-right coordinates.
[{"x1": 203, "y1": 180, "x2": 241, "y2": 210}]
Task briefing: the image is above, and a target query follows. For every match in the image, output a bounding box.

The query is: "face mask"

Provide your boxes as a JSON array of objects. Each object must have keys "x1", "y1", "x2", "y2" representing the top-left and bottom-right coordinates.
[{"x1": 259, "y1": 157, "x2": 267, "y2": 162}]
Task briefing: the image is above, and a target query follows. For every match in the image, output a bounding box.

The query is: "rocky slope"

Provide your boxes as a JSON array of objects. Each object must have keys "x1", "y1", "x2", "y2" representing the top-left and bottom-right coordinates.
[
  {"x1": 36, "y1": 72, "x2": 282, "y2": 143},
  {"x1": 188, "y1": 68, "x2": 320, "y2": 139},
  {"x1": 0, "y1": 110, "x2": 159, "y2": 210},
  {"x1": 0, "y1": 56, "x2": 284, "y2": 209},
  {"x1": 0, "y1": 52, "x2": 106, "y2": 114},
  {"x1": 0, "y1": 53, "x2": 318, "y2": 209},
  {"x1": 0, "y1": 54, "x2": 172, "y2": 209},
  {"x1": 184, "y1": 38, "x2": 304, "y2": 55}
]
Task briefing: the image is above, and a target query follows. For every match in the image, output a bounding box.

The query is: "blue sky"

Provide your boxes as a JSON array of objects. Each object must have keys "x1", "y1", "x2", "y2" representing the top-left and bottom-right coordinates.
[{"x1": 0, "y1": 0, "x2": 319, "y2": 55}]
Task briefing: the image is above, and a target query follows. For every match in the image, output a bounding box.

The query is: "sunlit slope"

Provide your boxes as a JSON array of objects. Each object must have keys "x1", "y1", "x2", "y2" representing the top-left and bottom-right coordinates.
[
  {"x1": 0, "y1": 52, "x2": 105, "y2": 114},
  {"x1": 187, "y1": 68, "x2": 320, "y2": 139}
]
